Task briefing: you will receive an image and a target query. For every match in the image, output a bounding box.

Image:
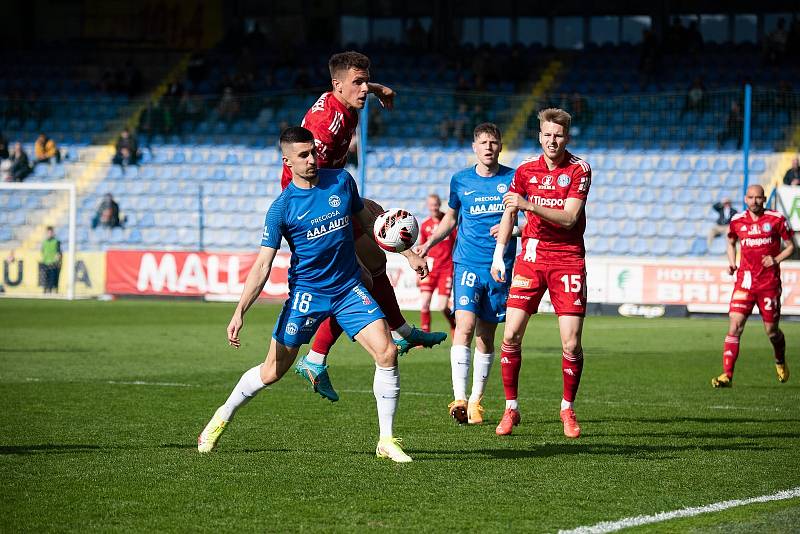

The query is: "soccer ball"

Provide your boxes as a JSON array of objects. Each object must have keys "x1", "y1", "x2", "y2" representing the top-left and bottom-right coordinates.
[{"x1": 373, "y1": 208, "x2": 419, "y2": 253}]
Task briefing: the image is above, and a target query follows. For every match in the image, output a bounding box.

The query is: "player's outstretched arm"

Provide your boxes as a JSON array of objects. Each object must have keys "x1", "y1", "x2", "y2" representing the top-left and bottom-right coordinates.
[
  {"x1": 491, "y1": 208, "x2": 517, "y2": 283},
  {"x1": 417, "y1": 208, "x2": 457, "y2": 257},
  {"x1": 726, "y1": 236, "x2": 738, "y2": 275},
  {"x1": 367, "y1": 83, "x2": 395, "y2": 109},
  {"x1": 228, "y1": 246, "x2": 277, "y2": 348}
]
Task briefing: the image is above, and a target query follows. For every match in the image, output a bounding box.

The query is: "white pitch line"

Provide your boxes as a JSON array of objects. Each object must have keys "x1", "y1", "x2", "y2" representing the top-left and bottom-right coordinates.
[
  {"x1": 105, "y1": 380, "x2": 197, "y2": 388},
  {"x1": 558, "y1": 486, "x2": 800, "y2": 534}
]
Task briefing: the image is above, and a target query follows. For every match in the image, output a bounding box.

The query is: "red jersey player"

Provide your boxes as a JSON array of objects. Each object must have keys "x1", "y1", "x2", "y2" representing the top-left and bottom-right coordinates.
[
  {"x1": 415, "y1": 193, "x2": 457, "y2": 333},
  {"x1": 711, "y1": 184, "x2": 794, "y2": 387},
  {"x1": 288, "y1": 52, "x2": 447, "y2": 402},
  {"x1": 491, "y1": 108, "x2": 590, "y2": 438}
]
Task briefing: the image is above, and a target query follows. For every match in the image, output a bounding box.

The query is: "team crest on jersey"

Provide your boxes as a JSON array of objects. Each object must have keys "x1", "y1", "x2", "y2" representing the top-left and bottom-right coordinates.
[
  {"x1": 459, "y1": 296, "x2": 470, "y2": 306},
  {"x1": 497, "y1": 183, "x2": 508, "y2": 193},
  {"x1": 539, "y1": 175, "x2": 555, "y2": 190},
  {"x1": 286, "y1": 322, "x2": 299, "y2": 336},
  {"x1": 557, "y1": 174, "x2": 571, "y2": 187},
  {"x1": 328, "y1": 195, "x2": 341, "y2": 207},
  {"x1": 763, "y1": 223, "x2": 772, "y2": 232}
]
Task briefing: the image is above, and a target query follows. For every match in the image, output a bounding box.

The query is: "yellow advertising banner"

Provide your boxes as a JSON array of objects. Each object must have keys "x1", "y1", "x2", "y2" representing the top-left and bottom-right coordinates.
[{"x1": 0, "y1": 250, "x2": 106, "y2": 298}]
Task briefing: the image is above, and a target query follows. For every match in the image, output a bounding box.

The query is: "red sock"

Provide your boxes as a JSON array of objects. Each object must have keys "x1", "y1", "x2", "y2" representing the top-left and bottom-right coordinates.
[
  {"x1": 500, "y1": 342, "x2": 522, "y2": 400},
  {"x1": 420, "y1": 310, "x2": 431, "y2": 332},
  {"x1": 442, "y1": 307, "x2": 456, "y2": 330},
  {"x1": 770, "y1": 331, "x2": 786, "y2": 364},
  {"x1": 722, "y1": 334, "x2": 740, "y2": 378},
  {"x1": 562, "y1": 350, "x2": 584, "y2": 402},
  {"x1": 311, "y1": 317, "x2": 344, "y2": 355},
  {"x1": 371, "y1": 270, "x2": 405, "y2": 330}
]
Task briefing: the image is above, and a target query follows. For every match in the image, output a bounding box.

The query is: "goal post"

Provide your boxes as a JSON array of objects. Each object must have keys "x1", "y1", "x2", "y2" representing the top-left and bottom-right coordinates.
[{"x1": 0, "y1": 181, "x2": 77, "y2": 300}]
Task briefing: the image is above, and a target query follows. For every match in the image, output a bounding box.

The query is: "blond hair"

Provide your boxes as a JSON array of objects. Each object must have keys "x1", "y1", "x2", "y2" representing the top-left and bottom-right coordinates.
[{"x1": 538, "y1": 108, "x2": 572, "y2": 134}]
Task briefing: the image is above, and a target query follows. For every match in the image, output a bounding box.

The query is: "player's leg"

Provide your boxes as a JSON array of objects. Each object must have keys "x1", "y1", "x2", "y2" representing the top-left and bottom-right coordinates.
[
  {"x1": 713, "y1": 298, "x2": 750, "y2": 387},
  {"x1": 436, "y1": 271, "x2": 456, "y2": 332},
  {"x1": 468, "y1": 318, "x2": 497, "y2": 424},
  {"x1": 354, "y1": 229, "x2": 447, "y2": 355},
  {"x1": 449, "y1": 309, "x2": 476, "y2": 423},
  {"x1": 496, "y1": 307, "x2": 530, "y2": 435},
  {"x1": 419, "y1": 289, "x2": 434, "y2": 332},
  {"x1": 333, "y1": 284, "x2": 410, "y2": 462},
  {"x1": 198, "y1": 338, "x2": 300, "y2": 453},
  {"x1": 557, "y1": 315, "x2": 585, "y2": 438},
  {"x1": 758, "y1": 291, "x2": 788, "y2": 383}
]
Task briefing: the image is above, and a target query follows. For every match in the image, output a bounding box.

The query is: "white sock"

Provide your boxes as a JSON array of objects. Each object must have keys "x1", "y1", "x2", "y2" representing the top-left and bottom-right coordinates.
[
  {"x1": 373, "y1": 365, "x2": 399, "y2": 439},
  {"x1": 561, "y1": 398, "x2": 574, "y2": 410},
  {"x1": 217, "y1": 365, "x2": 266, "y2": 421},
  {"x1": 469, "y1": 351, "x2": 494, "y2": 403},
  {"x1": 506, "y1": 399, "x2": 519, "y2": 410},
  {"x1": 450, "y1": 345, "x2": 471, "y2": 401},
  {"x1": 391, "y1": 323, "x2": 413, "y2": 340},
  {"x1": 305, "y1": 349, "x2": 326, "y2": 365}
]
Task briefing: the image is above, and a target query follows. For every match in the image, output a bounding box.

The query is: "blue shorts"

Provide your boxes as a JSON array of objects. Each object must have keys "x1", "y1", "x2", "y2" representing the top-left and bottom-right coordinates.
[
  {"x1": 272, "y1": 283, "x2": 385, "y2": 348},
  {"x1": 453, "y1": 263, "x2": 511, "y2": 324}
]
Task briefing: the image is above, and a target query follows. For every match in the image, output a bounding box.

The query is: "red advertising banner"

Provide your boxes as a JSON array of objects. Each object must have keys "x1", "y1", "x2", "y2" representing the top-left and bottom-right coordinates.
[{"x1": 106, "y1": 250, "x2": 290, "y2": 298}]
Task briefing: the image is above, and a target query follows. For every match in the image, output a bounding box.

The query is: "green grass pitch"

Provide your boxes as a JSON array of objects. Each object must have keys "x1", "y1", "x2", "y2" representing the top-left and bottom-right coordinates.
[{"x1": 1, "y1": 299, "x2": 799, "y2": 532}]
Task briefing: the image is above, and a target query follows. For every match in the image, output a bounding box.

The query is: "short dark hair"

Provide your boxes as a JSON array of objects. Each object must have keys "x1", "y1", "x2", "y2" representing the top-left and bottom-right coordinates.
[
  {"x1": 46, "y1": 226, "x2": 54, "y2": 232},
  {"x1": 279, "y1": 126, "x2": 314, "y2": 147},
  {"x1": 473, "y1": 122, "x2": 502, "y2": 142},
  {"x1": 329, "y1": 51, "x2": 370, "y2": 79}
]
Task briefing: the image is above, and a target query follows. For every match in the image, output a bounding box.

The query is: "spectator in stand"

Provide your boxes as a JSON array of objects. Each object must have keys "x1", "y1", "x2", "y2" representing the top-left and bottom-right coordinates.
[
  {"x1": 177, "y1": 89, "x2": 203, "y2": 135},
  {"x1": 686, "y1": 21, "x2": 704, "y2": 54},
  {"x1": 92, "y1": 193, "x2": 124, "y2": 229},
  {"x1": 784, "y1": 157, "x2": 800, "y2": 186},
  {"x1": 34, "y1": 133, "x2": 61, "y2": 165},
  {"x1": 765, "y1": 18, "x2": 788, "y2": 64},
  {"x1": 113, "y1": 129, "x2": 141, "y2": 167},
  {"x1": 707, "y1": 198, "x2": 738, "y2": 249},
  {"x1": 718, "y1": 101, "x2": 743, "y2": 149},
  {"x1": 0, "y1": 132, "x2": 8, "y2": 160},
  {"x1": 682, "y1": 77, "x2": 706, "y2": 116},
  {"x1": 217, "y1": 86, "x2": 240, "y2": 123},
  {"x1": 40, "y1": 226, "x2": 62, "y2": 294},
  {"x1": 7, "y1": 143, "x2": 31, "y2": 182}
]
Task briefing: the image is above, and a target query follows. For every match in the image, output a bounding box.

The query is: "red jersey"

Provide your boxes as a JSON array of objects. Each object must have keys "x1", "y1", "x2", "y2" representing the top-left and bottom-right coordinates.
[
  {"x1": 419, "y1": 214, "x2": 456, "y2": 271},
  {"x1": 510, "y1": 150, "x2": 591, "y2": 264},
  {"x1": 728, "y1": 209, "x2": 792, "y2": 290},
  {"x1": 281, "y1": 92, "x2": 359, "y2": 189}
]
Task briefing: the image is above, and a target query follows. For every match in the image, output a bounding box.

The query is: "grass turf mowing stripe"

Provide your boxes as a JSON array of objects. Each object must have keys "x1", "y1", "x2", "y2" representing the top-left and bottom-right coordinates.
[{"x1": 558, "y1": 486, "x2": 800, "y2": 534}]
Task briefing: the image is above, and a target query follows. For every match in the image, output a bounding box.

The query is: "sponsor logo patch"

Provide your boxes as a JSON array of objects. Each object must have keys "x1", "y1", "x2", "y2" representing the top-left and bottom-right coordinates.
[
  {"x1": 511, "y1": 275, "x2": 532, "y2": 289},
  {"x1": 539, "y1": 175, "x2": 555, "y2": 190},
  {"x1": 732, "y1": 290, "x2": 750, "y2": 300}
]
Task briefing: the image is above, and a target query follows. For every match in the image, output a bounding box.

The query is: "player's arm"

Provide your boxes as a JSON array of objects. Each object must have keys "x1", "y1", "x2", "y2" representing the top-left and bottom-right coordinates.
[
  {"x1": 418, "y1": 208, "x2": 458, "y2": 257},
  {"x1": 367, "y1": 83, "x2": 395, "y2": 109},
  {"x1": 726, "y1": 235, "x2": 738, "y2": 275},
  {"x1": 763, "y1": 238, "x2": 795, "y2": 267},
  {"x1": 228, "y1": 246, "x2": 277, "y2": 348},
  {"x1": 491, "y1": 207, "x2": 518, "y2": 283},
  {"x1": 503, "y1": 193, "x2": 585, "y2": 229},
  {"x1": 354, "y1": 206, "x2": 429, "y2": 278}
]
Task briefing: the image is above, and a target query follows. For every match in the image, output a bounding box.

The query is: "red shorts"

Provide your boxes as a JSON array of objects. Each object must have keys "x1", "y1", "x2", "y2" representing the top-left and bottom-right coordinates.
[
  {"x1": 419, "y1": 260, "x2": 453, "y2": 295},
  {"x1": 729, "y1": 285, "x2": 781, "y2": 323},
  {"x1": 506, "y1": 260, "x2": 587, "y2": 316}
]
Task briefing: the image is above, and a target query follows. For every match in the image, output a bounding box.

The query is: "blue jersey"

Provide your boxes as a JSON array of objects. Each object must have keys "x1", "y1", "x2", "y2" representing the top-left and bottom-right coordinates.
[
  {"x1": 261, "y1": 169, "x2": 364, "y2": 293},
  {"x1": 448, "y1": 164, "x2": 516, "y2": 269}
]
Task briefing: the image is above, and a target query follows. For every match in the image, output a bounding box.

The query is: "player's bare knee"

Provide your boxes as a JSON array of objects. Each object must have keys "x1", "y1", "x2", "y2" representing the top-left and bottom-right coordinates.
[
  {"x1": 503, "y1": 329, "x2": 524, "y2": 346},
  {"x1": 562, "y1": 339, "x2": 582, "y2": 355},
  {"x1": 375, "y1": 342, "x2": 398, "y2": 367}
]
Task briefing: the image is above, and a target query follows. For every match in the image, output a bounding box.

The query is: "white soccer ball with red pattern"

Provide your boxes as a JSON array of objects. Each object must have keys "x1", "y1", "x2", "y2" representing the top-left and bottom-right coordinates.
[{"x1": 373, "y1": 208, "x2": 419, "y2": 253}]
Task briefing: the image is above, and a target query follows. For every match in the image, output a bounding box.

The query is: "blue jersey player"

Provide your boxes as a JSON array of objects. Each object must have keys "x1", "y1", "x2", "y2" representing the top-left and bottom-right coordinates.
[
  {"x1": 198, "y1": 127, "x2": 427, "y2": 463},
  {"x1": 419, "y1": 123, "x2": 519, "y2": 426}
]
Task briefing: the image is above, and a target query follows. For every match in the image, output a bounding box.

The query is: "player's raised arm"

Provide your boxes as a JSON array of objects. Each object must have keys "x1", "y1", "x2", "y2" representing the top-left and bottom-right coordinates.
[
  {"x1": 417, "y1": 208, "x2": 457, "y2": 257},
  {"x1": 367, "y1": 83, "x2": 395, "y2": 109},
  {"x1": 228, "y1": 246, "x2": 278, "y2": 348},
  {"x1": 491, "y1": 207, "x2": 517, "y2": 282}
]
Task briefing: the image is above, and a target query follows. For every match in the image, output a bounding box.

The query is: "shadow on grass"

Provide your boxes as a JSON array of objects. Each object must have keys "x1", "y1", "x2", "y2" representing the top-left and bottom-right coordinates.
[{"x1": 0, "y1": 444, "x2": 111, "y2": 455}]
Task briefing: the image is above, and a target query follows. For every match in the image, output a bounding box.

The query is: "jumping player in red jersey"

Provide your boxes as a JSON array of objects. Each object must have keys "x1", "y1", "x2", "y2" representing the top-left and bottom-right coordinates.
[
  {"x1": 491, "y1": 108, "x2": 591, "y2": 438},
  {"x1": 288, "y1": 52, "x2": 447, "y2": 402},
  {"x1": 711, "y1": 184, "x2": 794, "y2": 387},
  {"x1": 415, "y1": 193, "x2": 457, "y2": 334}
]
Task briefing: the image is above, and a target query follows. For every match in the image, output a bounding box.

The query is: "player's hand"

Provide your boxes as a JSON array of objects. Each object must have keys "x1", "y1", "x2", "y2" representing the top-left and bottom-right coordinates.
[
  {"x1": 227, "y1": 313, "x2": 243, "y2": 348},
  {"x1": 402, "y1": 249, "x2": 429, "y2": 279},
  {"x1": 490, "y1": 223, "x2": 500, "y2": 238},
  {"x1": 490, "y1": 262, "x2": 505, "y2": 283},
  {"x1": 369, "y1": 83, "x2": 395, "y2": 110},
  {"x1": 762, "y1": 255, "x2": 776, "y2": 267},
  {"x1": 728, "y1": 264, "x2": 737, "y2": 276},
  {"x1": 502, "y1": 192, "x2": 529, "y2": 211},
  {"x1": 415, "y1": 240, "x2": 432, "y2": 257}
]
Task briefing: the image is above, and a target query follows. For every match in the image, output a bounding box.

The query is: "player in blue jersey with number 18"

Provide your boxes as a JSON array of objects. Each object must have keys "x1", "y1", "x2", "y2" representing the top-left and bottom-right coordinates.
[
  {"x1": 197, "y1": 127, "x2": 428, "y2": 463},
  {"x1": 418, "y1": 123, "x2": 519, "y2": 425}
]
